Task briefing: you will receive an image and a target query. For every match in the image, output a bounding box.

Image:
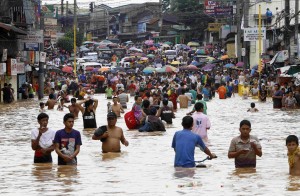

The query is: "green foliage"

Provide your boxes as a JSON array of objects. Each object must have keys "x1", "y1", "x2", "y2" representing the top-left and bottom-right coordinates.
[
  {"x1": 56, "y1": 37, "x2": 74, "y2": 53},
  {"x1": 64, "y1": 30, "x2": 84, "y2": 47}
]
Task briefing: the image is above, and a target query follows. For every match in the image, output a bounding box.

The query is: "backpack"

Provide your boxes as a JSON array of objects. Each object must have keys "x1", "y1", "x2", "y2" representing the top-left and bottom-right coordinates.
[{"x1": 124, "y1": 110, "x2": 137, "y2": 129}]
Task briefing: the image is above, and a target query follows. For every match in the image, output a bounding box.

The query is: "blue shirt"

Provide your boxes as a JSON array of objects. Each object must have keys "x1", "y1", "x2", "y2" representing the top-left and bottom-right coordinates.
[{"x1": 172, "y1": 129, "x2": 206, "y2": 168}]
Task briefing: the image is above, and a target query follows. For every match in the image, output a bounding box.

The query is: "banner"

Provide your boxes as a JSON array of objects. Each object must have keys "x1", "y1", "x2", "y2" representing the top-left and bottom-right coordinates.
[
  {"x1": 0, "y1": 63, "x2": 6, "y2": 75},
  {"x1": 11, "y1": 59, "x2": 18, "y2": 76},
  {"x1": 40, "y1": 52, "x2": 46, "y2": 63},
  {"x1": 2, "y1": 49, "x2": 7, "y2": 62},
  {"x1": 244, "y1": 27, "x2": 266, "y2": 41}
]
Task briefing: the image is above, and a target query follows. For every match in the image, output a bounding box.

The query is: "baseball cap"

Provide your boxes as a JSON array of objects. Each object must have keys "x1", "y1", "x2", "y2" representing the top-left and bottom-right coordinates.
[{"x1": 107, "y1": 112, "x2": 117, "y2": 119}]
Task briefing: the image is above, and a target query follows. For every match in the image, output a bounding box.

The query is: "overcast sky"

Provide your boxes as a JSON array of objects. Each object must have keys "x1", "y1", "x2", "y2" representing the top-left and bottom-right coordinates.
[{"x1": 42, "y1": 0, "x2": 159, "y2": 8}]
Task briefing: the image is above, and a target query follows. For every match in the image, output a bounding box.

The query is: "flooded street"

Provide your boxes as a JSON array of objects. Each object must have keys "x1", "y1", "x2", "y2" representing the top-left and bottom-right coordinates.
[{"x1": 0, "y1": 94, "x2": 300, "y2": 195}]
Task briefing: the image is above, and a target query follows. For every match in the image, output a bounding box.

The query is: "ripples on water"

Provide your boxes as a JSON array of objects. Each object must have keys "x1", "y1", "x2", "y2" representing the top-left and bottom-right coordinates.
[{"x1": 0, "y1": 95, "x2": 300, "y2": 195}]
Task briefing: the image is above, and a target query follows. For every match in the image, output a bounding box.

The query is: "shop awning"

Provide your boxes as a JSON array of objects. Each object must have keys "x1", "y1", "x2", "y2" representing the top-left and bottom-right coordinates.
[{"x1": 0, "y1": 22, "x2": 27, "y2": 35}]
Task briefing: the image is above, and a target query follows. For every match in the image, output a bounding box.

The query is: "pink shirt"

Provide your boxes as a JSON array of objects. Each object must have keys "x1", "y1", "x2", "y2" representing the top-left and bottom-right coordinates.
[{"x1": 191, "y1": 112, "x2": 211, "y2": 140}]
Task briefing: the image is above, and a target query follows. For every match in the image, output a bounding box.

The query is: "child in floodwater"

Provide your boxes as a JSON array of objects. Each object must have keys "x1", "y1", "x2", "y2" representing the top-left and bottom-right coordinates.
[
  {"x1": 247, "y1": 102, "x2": 259, "y2": 112},
  {"x1": 286, "y1": 135, "x2": 300, "y2": 176}
]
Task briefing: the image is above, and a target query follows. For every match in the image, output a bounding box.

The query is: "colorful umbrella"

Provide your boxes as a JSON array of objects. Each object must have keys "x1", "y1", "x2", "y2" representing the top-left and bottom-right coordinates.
[
  {"x1": 92, "y1": 68, "x2": 99, "y2": 72},
  {"x1": 220, "y1": 55, "x2": 229, "y2": 60},
  {"x1": 206, "y1": 56, "x2": 215, "y2": 61},
  {"x1": 180, "y1": 65, "x2": 199, "y2": 70},
  {"x1": 195, "y1": 49, "x2": 206, "y2": 55},
  {"x1": 191, "y1": 61, "x2": 201, "y2": 66},
  {"x1": 140, "y1": 57, "x2": 148, "y2": 61},
  {"x1": 171, "y1": 61, "x2": 181, "y2": 65},
  {"x1": 164, "y1": 41, "x2": 172, "y2": 46},
  {"x1": 143, "y1": 66, "x2": 155, "y2": 74},
  {"x1": 85, "y1": 66, "x2": 94, "y2": 71},
  {"x1": 147, "y1": 54, "x2": 155, "y2": 58},
  {"x1": 236, "y1": 62, "x2": 244, "y2": 67},
  {"x1": 148, "y1": 46, "x2": 157, "y2": 51},
  {"x1": 62, "y1": 66, "x2": 73, "y2": 73},
  {"x1": 144, "y1": 40, "x2": 154, "y2": 45},
  {"x1": 126, "y1": 69, "x2": 136, "y2": 73},
  {"x1": 224, "y1": 63, "x2": 234, "y2": 68},
  {"x1": 187, "y1": 42, "x2": 200, "y2": 47},
  {"x1": 99, "y1": 67, "x2": 110, "y2": 72}
]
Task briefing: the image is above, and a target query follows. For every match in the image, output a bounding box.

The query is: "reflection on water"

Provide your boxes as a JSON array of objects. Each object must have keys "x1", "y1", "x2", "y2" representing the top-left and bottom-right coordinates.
[{"x1": 0, "y1": 96, "x2": 300, "y2": 195}]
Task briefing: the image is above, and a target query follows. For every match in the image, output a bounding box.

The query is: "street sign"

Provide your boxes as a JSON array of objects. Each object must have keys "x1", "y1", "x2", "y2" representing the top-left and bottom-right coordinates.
[
  {"x1": 244, "y1": 27, "x2": 266, "y2": 41},
  {"x1": 214, "y1": 6, "x2": 233, "y2": 17},
  {"x1": 2, "y1": 49, "x2": 7, "y2": 62},
  {"x1": 242, "y1": 48, "x2": 246, "y2": 56},
  {"x1": 17, "y1": 31, "x2": 44, "y2": 43}
]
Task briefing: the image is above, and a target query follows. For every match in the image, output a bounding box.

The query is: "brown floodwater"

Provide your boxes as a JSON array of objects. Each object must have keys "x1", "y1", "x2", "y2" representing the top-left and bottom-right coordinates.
[{"x1": 0, "y1": 94, "x2": 300, "y2": 195}]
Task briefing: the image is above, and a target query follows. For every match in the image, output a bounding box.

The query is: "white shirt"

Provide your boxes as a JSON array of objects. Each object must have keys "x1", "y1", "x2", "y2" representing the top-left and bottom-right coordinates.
[
  {"x1": 31, "y1": 128, "x2": 56, "y2": 148},
  {"x1": 192, "y1": 112, "x2": 211, "y2": 140}
]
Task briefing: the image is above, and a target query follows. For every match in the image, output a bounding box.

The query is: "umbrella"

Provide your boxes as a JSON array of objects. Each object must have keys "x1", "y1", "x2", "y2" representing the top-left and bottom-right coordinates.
[
  {"x1": 85, "y1": 67, "x2": 94, "y2": 71},
  {"x1": 195, "y1": 49, "x2": 206, "y2": 55},
  {"x1": 206, "y1": 56, "x2": 215, "y2": 61},
  {"x1": 129, "y1": 47, "x2": 143, "y2": 52},
  {"x1": 126, "y1": 69, "x2": 136, "y2": 73},
  {"x1": 205, "y1": 45, "x2": 213, "y2": 49},
  {"x1": 110, "y1": 76, "x2": 119, "y2": 82},
  {"x1": 99, "y1": 67, "x2": 110, "y2": 72},
  {"x1": 132, "y1": 52, "x2": 146, "y2": 57},
  {"x1": 157, "y1": 66, "x2": 175, "y2": 73},
  {"x1": 180, "y1": 65, "x2": 199, "y2": 70},
  {"x1": 96, "y1": 75, "x2": 105, "y2": 81},
  {"x1": 161, "y1": 44, "x2": 170, "y2": 48},
  {"x1": 164, "y1": 41, "x2": 172, "y2": 46},
  {"x1": 201, "y1": 64, "x2": 216, "y2": 71},
  {"x1": 147, "y1": 54, "x2": 155, "y2": 58},
  {"x1": 187, "y1": 42, "x2": 200, "y2": 47},
  {"x1": 191, "y1": 61, "x2": 201, "y2": 66},
  {"x1": 287, "y1": 65, "x2": 300, "y2": 75},
  {"x1": 140, "y1": 57, "x2": 148, "y2": 61},
  {"x1": 125, "y1": 41, "x2": 134, "y2": 44},
  {"x1": 148, "y1": 46, "x2": 157, "y2": 51},
  {"x1": 114, "y1": 67, "x2": 125, "y2": 72},
  {"x1": 224, "y1": 63, "x2": 234, "y2": 68},
  {"x1": 220, "y1": 55, "x2": 229, "y2": 60},
  {"x1": 92, "y1": 68, "x2": 99, "y2": 72},
  {"x1": 143, "y1": 66, "x2": 155, "y2": 74},
  {"x1": 211, "y1": 59, "x2": 222, "y2": 64},
  {"x1": 153, "y1": 43, "x2": 161, "y2": 47},
  {"x1": 145, "y1": 40, "x2": 154, "y2": 45},
  {"x1": 171, "y1": 61, "x2": 181, "y2": 65},
  {"x1": 62, "y1": 66, "x2": 73, "y2": 73},
  {"x1": 236, "y1": 62, "x2": 244, "y2": 67},
  {"x1": 48, "y1": 67, "x2": 61, "y2": 73}
]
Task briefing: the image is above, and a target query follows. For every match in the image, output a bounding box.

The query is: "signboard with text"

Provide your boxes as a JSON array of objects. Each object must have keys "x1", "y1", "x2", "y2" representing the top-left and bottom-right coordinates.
[
  {"x1": 11, "y1": 59, "x2": 18, "y2": 76},
  {"x1": 244, "y1": 27, "x2": 266, "y2": 41},
  {"x1": 205, "y1": 0, "x2": 219, "y2": 16},
  {"x1": 214, "y1": 6, "x2": 233, "y2": 17},
  {"x1": 0, "y1": 63, "x2": 6, "y2": 75}
]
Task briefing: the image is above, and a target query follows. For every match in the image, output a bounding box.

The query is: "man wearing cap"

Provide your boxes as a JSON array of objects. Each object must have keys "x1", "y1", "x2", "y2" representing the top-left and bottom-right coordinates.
[{"x1": 92, "y1": 112, "x2": 129, "y2": 153}]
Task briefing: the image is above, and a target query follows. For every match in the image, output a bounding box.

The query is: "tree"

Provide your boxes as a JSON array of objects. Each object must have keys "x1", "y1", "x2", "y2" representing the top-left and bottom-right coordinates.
[
  {"x1": 64, "y1": 30, "x2": 84, "y2": 47},
  {"x1": 56, "y1": 37, "x2": 74, "y2": 53}
]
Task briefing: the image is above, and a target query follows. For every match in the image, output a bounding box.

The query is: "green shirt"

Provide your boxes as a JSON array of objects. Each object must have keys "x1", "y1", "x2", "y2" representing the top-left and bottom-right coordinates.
[{"x1": 105, "y1": 87, "x2": 113, "y2": 98}]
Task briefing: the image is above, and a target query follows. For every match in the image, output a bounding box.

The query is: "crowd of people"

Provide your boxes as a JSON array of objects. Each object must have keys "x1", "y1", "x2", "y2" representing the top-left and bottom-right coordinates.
[{"x1": 4, "y1": 40, "x2": 298, "y2": 175}]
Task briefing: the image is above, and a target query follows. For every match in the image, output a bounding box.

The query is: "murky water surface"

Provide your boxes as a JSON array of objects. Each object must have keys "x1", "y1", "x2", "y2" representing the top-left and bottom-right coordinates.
[{"x1": 0, "y1": 94, "x2": 299, "y2": 195}]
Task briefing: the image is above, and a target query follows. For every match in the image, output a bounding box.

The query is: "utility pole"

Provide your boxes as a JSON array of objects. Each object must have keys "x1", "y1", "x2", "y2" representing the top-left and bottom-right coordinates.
[
  {"x1": 284, "y1": 0, "x2": 290, "y2": 59},
  {"x1": 236, "y1": 0, "x2": 242, "y2": 63},
  {"x1": 106, "y1": 9, "x2": 110, "y2": 38},
  {"x1": 243, "y1": 0, "x2": 249, "y2": 69},
  {"x1": 38, "y1": 12, "x2": 44, "y2": 100},
  {"x1": 295, "y1": 0, "x2": 299, "y2": 58},
  {"x1": 74, "y1": 0, "x2": 77, "y2": 76},
  {"x1": 66, "y1": 1, "x2": 69, "y2": 30},
  {"x1": 159, "y1": 0, "x2": 163, "y2": 37},
  {"x1": 61, "y1": 0, "x2": 64, "y2": 31}
]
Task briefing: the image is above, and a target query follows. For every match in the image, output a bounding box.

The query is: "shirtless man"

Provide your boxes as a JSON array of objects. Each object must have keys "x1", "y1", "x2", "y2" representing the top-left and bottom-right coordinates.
[
  {"x1": 111, "y1": 96, "x2": 124, "y2": 117},
  {"x1": 92, "y1": 112, "x2": 129, "y2": 153},
  {"x1": 177, "y1": 89, "x2": 191, "y2": 108},
  {"x1": 45, "y1": 94, "x2": 56, "y2": 109},
  {"x1": 67, "y1": 98, "x2": 85, "y2": 118}
]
